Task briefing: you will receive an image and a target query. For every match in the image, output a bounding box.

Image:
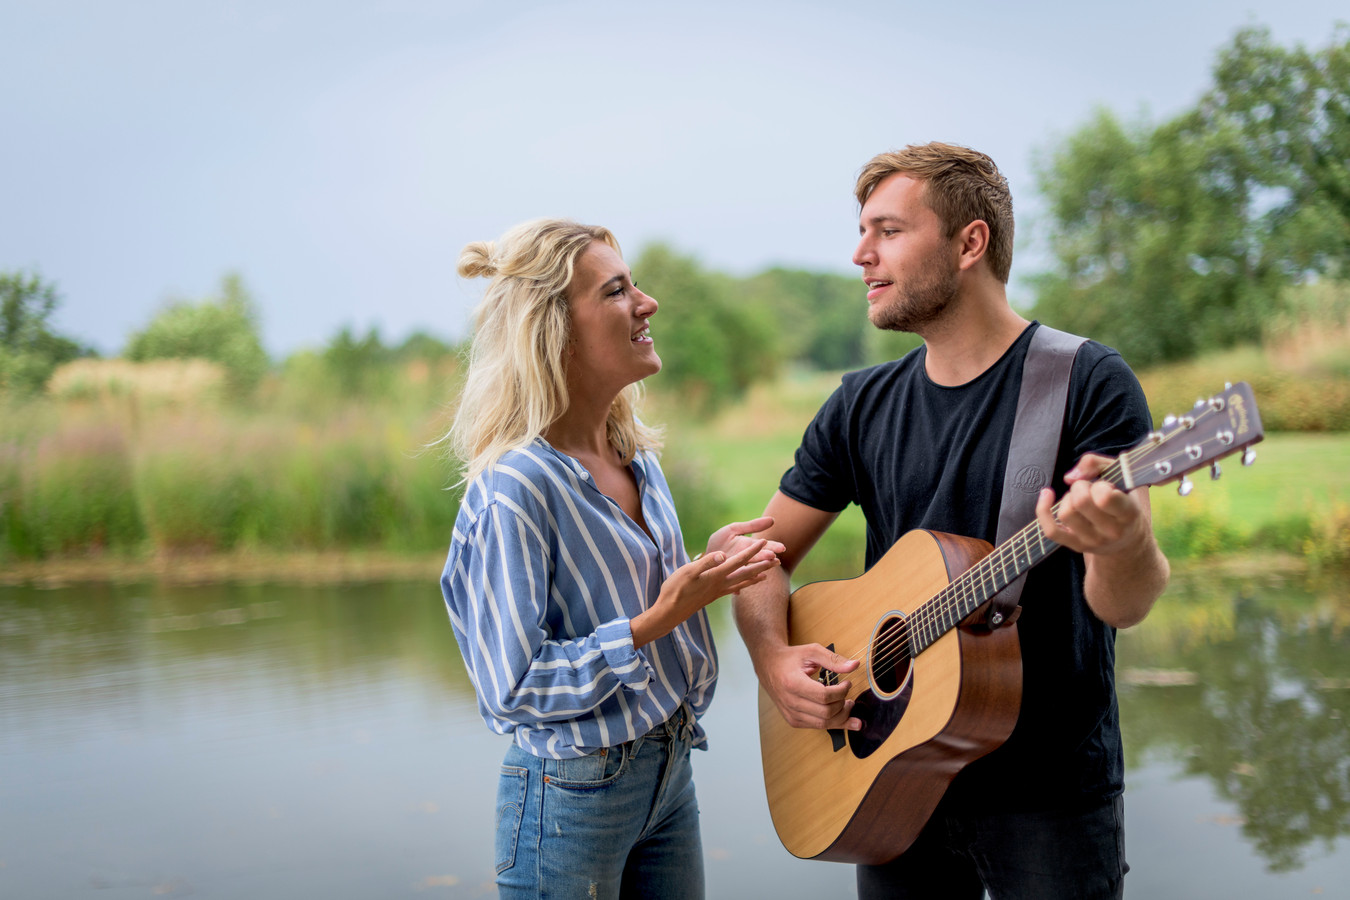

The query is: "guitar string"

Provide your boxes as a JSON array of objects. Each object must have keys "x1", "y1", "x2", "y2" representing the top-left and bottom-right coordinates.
[{"x1": 833, "y1": 405, "x2": 1225, "y2": 693}]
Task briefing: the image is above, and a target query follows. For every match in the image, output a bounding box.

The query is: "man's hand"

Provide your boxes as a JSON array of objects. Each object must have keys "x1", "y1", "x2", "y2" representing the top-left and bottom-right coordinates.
[
  {"x1": 1035, "y1": 452, "x2": 1169, "y2": 628},
  {"x1": 759, "y1": 643, "x2": 863, "y2": 732},
  {"x1": 1035, "y1": 453, "x2": 1149, "y2": 557}
]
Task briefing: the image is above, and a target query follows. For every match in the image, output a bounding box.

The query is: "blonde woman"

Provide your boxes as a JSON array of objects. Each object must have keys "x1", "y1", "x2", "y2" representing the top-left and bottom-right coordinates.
[{"x1": 441, "y1": 219, "x2": 781, "y2": 899}]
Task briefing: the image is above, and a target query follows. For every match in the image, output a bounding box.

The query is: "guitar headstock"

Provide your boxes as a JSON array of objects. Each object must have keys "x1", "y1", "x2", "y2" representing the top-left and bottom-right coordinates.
[{"x1": 1118, "y1": 382, "x2": 1265, "y2": 493}]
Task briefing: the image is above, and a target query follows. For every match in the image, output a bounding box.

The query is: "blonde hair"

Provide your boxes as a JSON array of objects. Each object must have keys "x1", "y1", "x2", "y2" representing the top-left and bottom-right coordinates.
[
  {"x1": 855, "y1": 142, "x2": 1015, "y2": 283},
  {"x1": 447, "y1": 218, "x2": 661, "y2": 483}
]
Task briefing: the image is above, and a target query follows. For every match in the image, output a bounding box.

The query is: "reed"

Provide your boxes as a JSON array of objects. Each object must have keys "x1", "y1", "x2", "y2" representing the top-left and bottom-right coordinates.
[{"x1": 2, "y1": 345, "x2": 1346, "y2": 576}]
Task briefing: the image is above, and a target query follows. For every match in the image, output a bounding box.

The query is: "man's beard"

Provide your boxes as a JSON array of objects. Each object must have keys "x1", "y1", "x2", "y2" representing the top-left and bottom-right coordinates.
[{"x1": 868, "y1": 259, "x2": 959, "y2": 334}]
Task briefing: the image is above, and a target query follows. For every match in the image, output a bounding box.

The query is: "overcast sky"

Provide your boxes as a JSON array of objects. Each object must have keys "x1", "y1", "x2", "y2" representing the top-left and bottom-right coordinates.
[{"x1": 2, "y1": 1, "x2": 1345, "y2": 357}]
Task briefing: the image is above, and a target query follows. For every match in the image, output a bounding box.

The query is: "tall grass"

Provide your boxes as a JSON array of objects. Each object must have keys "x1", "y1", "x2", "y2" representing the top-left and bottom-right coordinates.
[
  {"x1": 1, "y1": 361, "x2": 463, "y2": 564},
  {"x1": 3, "y1": 340, "x2": 1347, "y2": 579}
]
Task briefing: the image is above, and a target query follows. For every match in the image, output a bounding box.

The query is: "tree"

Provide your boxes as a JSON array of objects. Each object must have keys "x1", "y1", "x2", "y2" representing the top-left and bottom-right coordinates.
[
  {"x1": 1031, "y1": 109, "x2": 1271, "y2": 365},
  {"x1": 124, "y1": 273, "x2": 270, "y2": 396},
  {"x1": 631, "y1": 244, "x2": 777, "y2": 410},
  {"x1": 1198, "y1": 24, "x2": 1350, "y2": 277},
  {"x1": 1030, "y1": 25, "x2": 1350, "y2": 366},
  {"x1": 739, "y1": 268, "x2": 869, "y2": 370},
  {"x1": 323, "y1": 325, "x2": 393, "y2": 397},
  {"x1": 0, "y1": 270, "x2": 90, "y2": 395}
]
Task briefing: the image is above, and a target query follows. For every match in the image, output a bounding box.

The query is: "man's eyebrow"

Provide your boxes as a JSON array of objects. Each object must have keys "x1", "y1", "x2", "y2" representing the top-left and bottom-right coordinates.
[{"x1": 859, "y1": 213, "x2": 903, "y2": 234}]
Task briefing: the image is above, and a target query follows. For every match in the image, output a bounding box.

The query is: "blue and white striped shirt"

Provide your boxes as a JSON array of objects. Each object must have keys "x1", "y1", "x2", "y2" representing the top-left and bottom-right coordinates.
[{"x1": 441, "y1": 437, "x2": 718, "y2": 759}]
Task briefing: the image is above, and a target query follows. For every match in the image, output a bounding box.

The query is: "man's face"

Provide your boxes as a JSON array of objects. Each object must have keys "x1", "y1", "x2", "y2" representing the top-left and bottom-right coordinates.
[{"x1": 852, "y1": 174, "x2": 961, "y2": 334}]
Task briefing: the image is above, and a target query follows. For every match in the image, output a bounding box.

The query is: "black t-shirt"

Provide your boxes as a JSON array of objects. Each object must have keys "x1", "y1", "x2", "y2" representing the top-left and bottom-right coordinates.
[{"x1": 779, "y1": 322, "x2": 1152, "y2": 810}]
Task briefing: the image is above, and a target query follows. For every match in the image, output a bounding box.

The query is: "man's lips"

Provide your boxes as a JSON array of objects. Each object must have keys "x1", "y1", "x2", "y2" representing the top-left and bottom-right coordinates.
[{"x1": 865, "y1": 279, "x2": 893, "y2": 302}]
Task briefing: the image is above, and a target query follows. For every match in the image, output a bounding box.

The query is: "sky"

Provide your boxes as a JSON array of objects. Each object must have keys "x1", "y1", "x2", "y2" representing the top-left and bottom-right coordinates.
[{"x1": 2, "y1": 1, "x2": 1346, "y2": 358}]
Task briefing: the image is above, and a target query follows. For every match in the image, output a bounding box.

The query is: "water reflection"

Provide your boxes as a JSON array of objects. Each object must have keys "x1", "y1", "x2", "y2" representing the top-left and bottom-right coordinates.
[
  {"x1": 2, "y1": 572, "x2": 1348, "y2": 897},
  {"x1": 1118, "y1": 573, "x2": 1350, "y2": 873}
]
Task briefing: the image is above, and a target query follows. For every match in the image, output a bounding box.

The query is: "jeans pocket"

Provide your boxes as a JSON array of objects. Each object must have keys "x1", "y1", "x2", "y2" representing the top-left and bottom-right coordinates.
[
  {"x1": 546, "y1": 745, "x2": 626, "y2": 789},
  {"x1": 495, "y1": 765, "x2": 528, "y2": 875}
]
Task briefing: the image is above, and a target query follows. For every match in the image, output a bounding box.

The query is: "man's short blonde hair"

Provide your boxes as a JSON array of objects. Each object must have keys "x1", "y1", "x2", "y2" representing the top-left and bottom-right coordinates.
[{"x1": 855, "y1": 142, "x2": 1014, "y2": 283}]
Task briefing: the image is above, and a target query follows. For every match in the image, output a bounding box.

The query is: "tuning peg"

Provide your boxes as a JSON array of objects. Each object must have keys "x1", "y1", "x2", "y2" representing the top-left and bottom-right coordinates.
[
  {"x1": 1210, "y1": 461, "x2": 1222, "y2": 481},
  {"x1": 1178, "y1": 476, "x2": 1194, "y2": 497},
  {"x1": 1242, "y1": 448, "x2": 1257, "y2": 466}
]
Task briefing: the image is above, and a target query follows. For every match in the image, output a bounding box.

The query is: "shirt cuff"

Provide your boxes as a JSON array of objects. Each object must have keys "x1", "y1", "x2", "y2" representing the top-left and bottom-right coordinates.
[{"x1": 596, "y1": 618, "x2": 652, "y2": 691}]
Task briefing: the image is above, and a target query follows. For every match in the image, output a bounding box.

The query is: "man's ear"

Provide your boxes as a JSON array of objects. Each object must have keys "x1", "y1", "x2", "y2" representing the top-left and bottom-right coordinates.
[{"x1": 955, "y1": 219, "x2": 990, "y2": 272}]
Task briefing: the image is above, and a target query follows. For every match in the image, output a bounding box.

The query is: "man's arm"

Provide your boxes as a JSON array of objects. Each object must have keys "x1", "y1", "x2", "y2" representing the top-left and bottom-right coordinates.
[
  {"x1": 1035, "y1": 453, "x2": 1170, "y2": 628},
  {"x1": 734, "y1": 491, "x2": 862, "y2": 731}
]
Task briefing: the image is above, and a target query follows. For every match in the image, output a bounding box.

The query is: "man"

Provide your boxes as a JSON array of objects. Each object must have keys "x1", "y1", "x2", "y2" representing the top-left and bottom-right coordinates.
[{"x1": 733, "y1": 142, "x2": 1170, "y2": 899}]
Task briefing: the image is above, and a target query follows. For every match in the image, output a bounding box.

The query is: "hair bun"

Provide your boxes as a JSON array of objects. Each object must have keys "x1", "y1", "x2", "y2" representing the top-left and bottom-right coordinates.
[{"x1": 457, "y1": 241, "x2": 499, "y2": 278}]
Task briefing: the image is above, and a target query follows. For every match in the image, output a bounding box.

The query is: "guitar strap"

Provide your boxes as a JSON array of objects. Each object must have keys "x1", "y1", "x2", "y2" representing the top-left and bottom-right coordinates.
[{"x1": 987, "y1": 324, "x2": 1086, "y2": 627}]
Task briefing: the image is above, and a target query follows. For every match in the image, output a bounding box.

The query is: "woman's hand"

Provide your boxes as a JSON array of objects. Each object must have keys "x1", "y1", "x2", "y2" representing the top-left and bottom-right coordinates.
[
  {"x1": 705, "y1": 516, "x2": 786, "y2": 565},
  {"x1": 630, "y1": 518, "x2": 783, "y2": 649}
]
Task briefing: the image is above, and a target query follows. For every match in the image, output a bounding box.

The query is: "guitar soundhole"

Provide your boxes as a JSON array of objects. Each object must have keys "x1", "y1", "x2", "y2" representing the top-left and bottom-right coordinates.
[
  {"x1": 847, "y1": 614, "x2": 914, "y2": 759},
  {"x1": 871, "y1": 615, "x2": 911, "y2": 697}
]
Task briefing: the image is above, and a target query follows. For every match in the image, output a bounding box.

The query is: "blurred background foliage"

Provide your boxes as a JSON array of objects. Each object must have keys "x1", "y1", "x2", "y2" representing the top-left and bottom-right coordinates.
[{"x1": 1, "y1": 24, "x2": 1347, "y2": 573}]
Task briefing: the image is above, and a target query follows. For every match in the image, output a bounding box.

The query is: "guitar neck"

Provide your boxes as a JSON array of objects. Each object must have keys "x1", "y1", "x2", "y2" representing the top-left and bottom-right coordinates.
[
  {"x1": 909, "y1": 521, "x2": 1062, "y2": 655},
  {"x1": 904, "y1": 380, "x2": 1264, "y2": 658}
]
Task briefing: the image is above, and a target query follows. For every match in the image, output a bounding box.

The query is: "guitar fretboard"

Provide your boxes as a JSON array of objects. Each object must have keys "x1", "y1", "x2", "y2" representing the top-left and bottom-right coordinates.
[{"x1": 907, "y1": 523, "x2": 1062, "y2": 655}]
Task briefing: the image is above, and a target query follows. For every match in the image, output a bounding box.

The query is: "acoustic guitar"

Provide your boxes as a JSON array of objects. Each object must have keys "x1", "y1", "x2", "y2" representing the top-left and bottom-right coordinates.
[{"x1": 758, "y1": 382, "x2": 1265, "y2": 864}]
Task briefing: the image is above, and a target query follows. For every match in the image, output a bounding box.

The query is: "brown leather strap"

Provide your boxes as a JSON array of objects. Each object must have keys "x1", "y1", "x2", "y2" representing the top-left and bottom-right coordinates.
[{"x1": 986, "y1": 325, "x2": 1085, "y2": 627}]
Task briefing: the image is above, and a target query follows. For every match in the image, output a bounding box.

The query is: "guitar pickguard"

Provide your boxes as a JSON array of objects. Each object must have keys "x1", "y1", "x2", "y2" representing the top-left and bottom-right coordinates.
[{"x1": 848, "y1": 678, "x2": 914, "y2": 759}]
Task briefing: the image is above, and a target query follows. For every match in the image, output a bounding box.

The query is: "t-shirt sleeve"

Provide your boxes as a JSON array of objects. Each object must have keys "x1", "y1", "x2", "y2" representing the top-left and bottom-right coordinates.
[
  {"x1": 779, "y1": 383, "x2": 857, "y2": 513},
  {"x1": 1066, "y1": 345, "x2": 1153, "y2": 462}
]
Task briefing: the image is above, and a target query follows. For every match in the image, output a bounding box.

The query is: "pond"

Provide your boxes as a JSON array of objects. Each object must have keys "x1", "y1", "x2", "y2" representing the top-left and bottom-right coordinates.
[{"x1": 1, "y1": 567, "x2": 1348, "y2": 898}]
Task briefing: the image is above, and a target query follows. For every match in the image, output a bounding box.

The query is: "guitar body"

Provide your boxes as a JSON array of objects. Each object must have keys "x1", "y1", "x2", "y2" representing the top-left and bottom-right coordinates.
[{"x1": 758, "y1": 528, "x2": 1023, "y2": 864}]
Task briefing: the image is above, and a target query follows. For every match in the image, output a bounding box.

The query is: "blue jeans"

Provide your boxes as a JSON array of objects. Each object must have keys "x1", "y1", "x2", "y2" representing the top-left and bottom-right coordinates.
[
  {"x1": 494, "y1": 705, "x2": 704, "y2": 900},
  {"x1": 856, "y1": 793, "x2": 1128, "y2": 900}
]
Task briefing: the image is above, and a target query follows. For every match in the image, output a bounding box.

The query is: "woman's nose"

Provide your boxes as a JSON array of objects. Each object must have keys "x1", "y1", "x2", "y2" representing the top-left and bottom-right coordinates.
[{"x1": 636, "y1": 289, "x2": 658, "y2": 316}]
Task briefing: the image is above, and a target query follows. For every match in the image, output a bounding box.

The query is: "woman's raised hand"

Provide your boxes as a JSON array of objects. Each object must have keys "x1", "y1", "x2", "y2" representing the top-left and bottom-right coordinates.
[{"x1": 629, "y1": 517, "x2": 783, "y2": 649}]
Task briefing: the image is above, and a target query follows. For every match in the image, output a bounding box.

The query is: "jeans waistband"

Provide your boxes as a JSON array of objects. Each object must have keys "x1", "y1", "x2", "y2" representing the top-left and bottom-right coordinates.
[{"x1": 642, "y1": 703, "x2": 695, "y2": 745}]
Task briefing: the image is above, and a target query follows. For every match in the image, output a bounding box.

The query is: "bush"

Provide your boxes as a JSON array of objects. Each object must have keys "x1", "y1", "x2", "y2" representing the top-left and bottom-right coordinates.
[
  {"x1": 124, "y1": 273, "x2": 269, "y2": 397},
  {"x1": 1305, "y1": 502, "x2": 1350, "y2": 575}
]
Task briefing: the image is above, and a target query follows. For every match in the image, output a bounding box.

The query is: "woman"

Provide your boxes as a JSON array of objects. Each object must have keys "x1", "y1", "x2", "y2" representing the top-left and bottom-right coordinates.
[{"x1": 440, "y1": 218, "x2": 781, "y2": 899}]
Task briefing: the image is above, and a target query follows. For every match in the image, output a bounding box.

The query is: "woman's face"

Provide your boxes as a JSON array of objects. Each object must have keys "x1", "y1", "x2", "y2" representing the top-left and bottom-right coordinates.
[{"x1": 564, "y1": 241, "x2": 660, "y2": 395}]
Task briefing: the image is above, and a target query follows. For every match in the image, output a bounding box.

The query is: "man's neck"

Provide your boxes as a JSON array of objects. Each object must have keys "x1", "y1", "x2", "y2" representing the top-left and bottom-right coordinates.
[{"x1": 919, "y1": 290, "x2": 1029, "y2": 387}]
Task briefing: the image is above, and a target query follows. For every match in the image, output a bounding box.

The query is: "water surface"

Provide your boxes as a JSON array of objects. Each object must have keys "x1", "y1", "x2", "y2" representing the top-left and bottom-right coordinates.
[{"x1": 1, "y1": 572, "x2": 1347, "y2": 898}]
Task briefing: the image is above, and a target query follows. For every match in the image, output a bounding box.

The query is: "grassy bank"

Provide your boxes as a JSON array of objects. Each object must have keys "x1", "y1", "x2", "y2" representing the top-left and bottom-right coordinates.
[{"x1": 2, "y1": 352, "x2": 1348, "y2": 584}]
